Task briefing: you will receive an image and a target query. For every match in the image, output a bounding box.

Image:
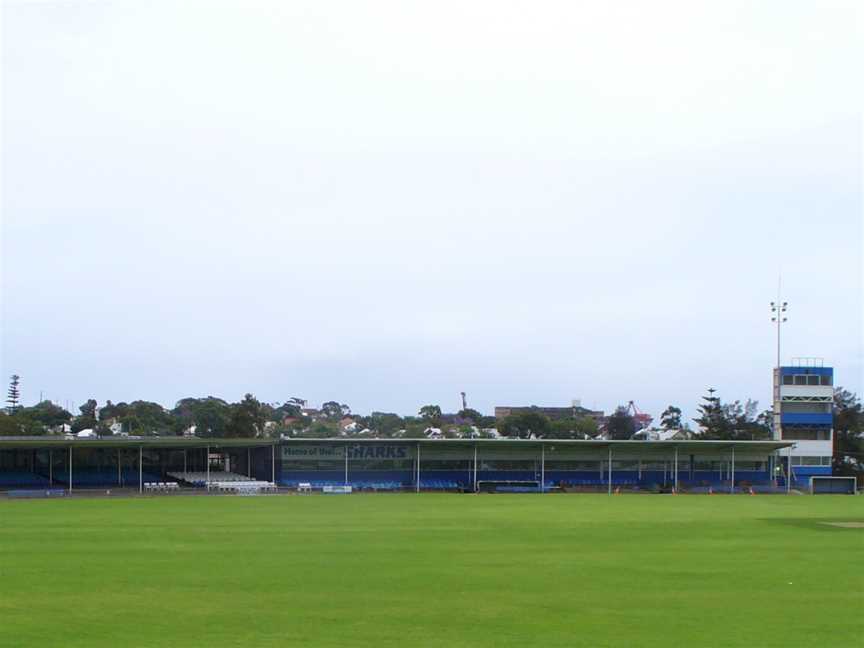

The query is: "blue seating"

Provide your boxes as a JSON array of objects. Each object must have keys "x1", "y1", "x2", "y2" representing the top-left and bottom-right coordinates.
[
  {"x1": 419, "y1": 479, "x2": 460, "y2": 490},
  {"x1": 0, "y1": 472, "x2": 51, "y2": 489},
  {"x1": 351, "y1": 480, "x2": 403, "y2": 491},
  {"x1": 7, "y1": 489, "x2": 66, "y2": 498},
  {"x1": 276, "y1": 469, "x2": 778, "y2": 493},
  {"x1": 49, "y1": 468, "x2": 161, "y2": 488},
  {"x1": 495, "y1": 485, "x2": 540, "y2": 493}
]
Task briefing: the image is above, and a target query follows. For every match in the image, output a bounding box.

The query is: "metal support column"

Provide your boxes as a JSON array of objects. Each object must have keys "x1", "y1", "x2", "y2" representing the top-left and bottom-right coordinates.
[
  {"x1": 473, "y1": 444, "x2": 478, "y2": 492},
  {"x1": 118, "y1": 448, "x2": 122, "y2": 485},
  {"x1": 68, "y1": 446, "x2": 73, "y2": 491},
  {"x1": 673, "y1": 446, "x2": 679, "y2": 492},
  {"x1": 344, "y1": 445, "x2": 348, "y2": 486},
  {"x1": 183, "y1": 449, "x2": 187, "y2": 475},
  {"x1": 247, "y1": 448, "x2": 251, "y2": 478},
  {"x1": 607, "y1": 446, "x2": 613, "y2": 495},
  {"x1": 540, "y1": 444, "x2": 545, "y2": 493},
  {"x1": 138, "y1": 446, "x2": 143, "y2": 493},
  {"x1": 271, "y1": 444, "x2": 275, "y2": 483},
  {"x1": 637, "y1": 458, "x2": 642, "y2": 481},
  {"x1": 730, "y1": 446, "x2": 735, "y2": 494},
  {"x1": 786, "y1": 446, "x2": 792, "y2": 494},
  {"x1": 415, "y1": 443, "x2": 420, "y2": 493},
  {"x1": 206, "y1": 445, "x2": 210, "y2": 490},
  {"x1": 49, "y1": 449, "x2": 53, "y2": 484}
]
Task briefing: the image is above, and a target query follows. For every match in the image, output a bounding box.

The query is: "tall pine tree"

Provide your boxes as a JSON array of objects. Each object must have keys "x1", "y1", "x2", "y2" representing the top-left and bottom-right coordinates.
[
  {"x1": 693, "y1": 388, "x2": 729, "y2": 439},
  {"x1": 6, "y1": 375, "x2": 21, "y2": 413}
]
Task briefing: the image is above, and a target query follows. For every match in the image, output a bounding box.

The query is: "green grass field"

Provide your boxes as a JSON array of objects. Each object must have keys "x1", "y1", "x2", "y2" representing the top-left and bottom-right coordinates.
[{"x1": 1, "y1": 494, "x2": 862, "y2": 647}]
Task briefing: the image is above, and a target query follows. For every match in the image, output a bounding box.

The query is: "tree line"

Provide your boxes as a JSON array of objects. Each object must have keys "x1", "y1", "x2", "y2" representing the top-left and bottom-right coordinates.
[{"x1": 2, "y1": 376, "x2": 861, "y2": 473}]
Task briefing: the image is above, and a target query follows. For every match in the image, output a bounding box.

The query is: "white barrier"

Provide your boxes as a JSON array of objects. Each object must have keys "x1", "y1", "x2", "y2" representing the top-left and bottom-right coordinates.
[
  {"x1": 144, "y1": 481, "x2": 180, "y2": 493},
  {"x1": 322, "y1": 485, "x2": 353, "y2": 494},
  {"x1": 211, "y1": 481, "x2": 278, "y2": 495}
]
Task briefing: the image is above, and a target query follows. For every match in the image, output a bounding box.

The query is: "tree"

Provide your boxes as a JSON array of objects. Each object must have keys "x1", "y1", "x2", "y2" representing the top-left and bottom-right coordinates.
[
  {"x1": 546, "y1": 417, "x2": 599, "y2": 439},
  {"x1": 418, "y1": 405, "x2": 442, "y2": 423},
  {"x1": 833, "y1": 388, "x2": 862, "y2": 473},
  {"x1": 172, "y1": 397, "x2": 232, "y2": 437},
  {"x1": 71, "y1": 399, "x2": 99, "y2": 433},
  {"x1": 659, "y1": 406, "x2": 682, "y2": 431},
  {"x1": 20, "y1": 401, "x2": 72, "y2": 430},
  {"x1": 367, "y1": 412, "x2": 404, "y2": 437},
  {"x1": 96, "y1": 421, "x2": 113, "y2": 437},
  {"x1": 321, "y1": 401, "x2": 350, "y2": 420},
  {"x1": 0, "y1": 412, "x2": 22, "y2": 436},
  {"x1": 724, "y1": 399, "x2": 769, "y2": 440},
  {"x1": 0, "y1": 409, "x2": 44, "y2": 435},
  {"x1": 226, "y1": 394, "x2": 266, "y2": 438},
  {"x1": 755, "y1": 408, "x2": 774, "y2": 433},
  {"x1": 498, "y1": 412, "x2": 550, "y2": 439},
  {"x1": 298, "y1": 420, "x2": 339, "y2": 438},
  {"x1": 79, "y1": 399, "x2": 97, "y2": 419},
  {"x1": 97, "y1": 400, "x2": 172, "y2": 436},
  {"x1": 403, "y1": 423, "x2": 427, "y2": 439},
  {"x1": 605, "y1": 406, "x2": 636, "y2": 440},
  {"x1": 694, "y1": 390, "x2": 768, "y2": 440},
  {"x1": 284, "y1": 417, "x2": 311, "y2": 436},
  {"x1": 453, "y1": 424, "x2": 477, "y2": 439},
  {"x1": 693, "y1": 389, "x2": 728, "y2": 438},
  {"x1": 6, "y1": 375, "x2": 21, "y2": 413},
  {"x1": 271, "y1": 400, "x2": 302, "y2": 420},
  {"x1": 457, "y1": 408, "x2": 483, "y2": 424}
]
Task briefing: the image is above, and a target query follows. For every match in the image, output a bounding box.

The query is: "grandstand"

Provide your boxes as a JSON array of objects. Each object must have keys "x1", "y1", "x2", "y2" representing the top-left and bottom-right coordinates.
[
  {"x1": 0, "y1": 436, "x2": 815, "y2": 495},
  {"x1": 0, "y1": 437, "x2": 276, "y2": 493},
  {"x1": 168, "y1": 470, "x2": 277, "y2": 493},
  {"x1": 278, "y1": 438, "x2": 803, "y2": 493}
]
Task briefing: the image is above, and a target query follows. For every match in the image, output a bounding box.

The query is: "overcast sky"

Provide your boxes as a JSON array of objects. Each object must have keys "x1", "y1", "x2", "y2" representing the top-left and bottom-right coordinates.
[{"x1": 2, "y1": 1, "x2": 861, "y2": 420}]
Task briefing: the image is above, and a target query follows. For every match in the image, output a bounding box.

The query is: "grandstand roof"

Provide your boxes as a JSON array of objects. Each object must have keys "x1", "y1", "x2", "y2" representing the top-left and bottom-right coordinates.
[
  {"x1": 281, "y1": 438, "x2": 795, "y2": 456},
  {"x1": 0, "y1": 436, "x2": 277, "y2": 449},
  {"x1": 0, "y1": 436, "x2": 794, "y2": 455}
]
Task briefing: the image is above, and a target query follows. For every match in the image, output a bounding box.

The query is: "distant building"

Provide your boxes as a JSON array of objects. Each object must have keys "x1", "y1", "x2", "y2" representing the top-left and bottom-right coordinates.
[
  {"x1": 339, "y1": 417, "x2": 358, "y2": 433},
  {"x1": 631, "y1": 428, "x2": 692, "y2": 441},
  {"x1": 494, "y1": 405, "x2": 604, "y2": 422}
]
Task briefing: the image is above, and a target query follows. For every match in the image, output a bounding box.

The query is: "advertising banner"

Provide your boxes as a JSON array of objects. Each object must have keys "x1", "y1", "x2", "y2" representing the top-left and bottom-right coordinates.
[{"x1": 282, "y1": 445, "x2": 414, "y2": 460}]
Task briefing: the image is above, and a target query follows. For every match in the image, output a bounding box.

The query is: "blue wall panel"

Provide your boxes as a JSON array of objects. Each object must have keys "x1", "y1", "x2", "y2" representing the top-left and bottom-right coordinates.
[
  {"x1": 779, "y1": 366, "x2": 833, "y2": 376},
  {"x1": 781, "y1": 413, "x2": 833, "y2": 426}
]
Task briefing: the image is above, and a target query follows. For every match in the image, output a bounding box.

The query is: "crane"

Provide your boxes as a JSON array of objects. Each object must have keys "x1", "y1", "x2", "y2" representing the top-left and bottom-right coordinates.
[{"x1": 626, "y1": 401, "x2": 653, "y2": 431}]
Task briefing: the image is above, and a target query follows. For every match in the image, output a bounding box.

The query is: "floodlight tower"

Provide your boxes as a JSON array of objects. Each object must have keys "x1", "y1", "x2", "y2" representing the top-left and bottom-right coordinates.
[
  {"x1": 770, "y1": 296, "x2": 787, "y2": 442},
  {"x1": 769, "y1": 286, "x2": 834, "y2": 488},
  {"x1": 770, "y1": 299, "x2": 788, "y2": 369}
]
